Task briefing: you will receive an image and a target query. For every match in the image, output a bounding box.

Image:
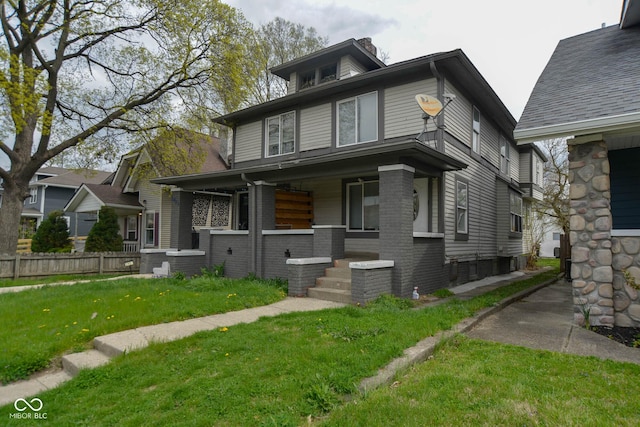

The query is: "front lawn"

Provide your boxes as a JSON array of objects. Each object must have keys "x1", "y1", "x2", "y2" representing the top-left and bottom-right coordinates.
[
  {"x1": 0, "y1": 268, "x2": 562, "y2": 425},
  {"x1": 0, "y1": 276, "x2": 287, "y2": 384},
  {"x1": 0, "y1": 274, "x2": 124, "y2": 288},
  {"x1": 319, "y1": 336, "x2": 640, "y2": 426}
]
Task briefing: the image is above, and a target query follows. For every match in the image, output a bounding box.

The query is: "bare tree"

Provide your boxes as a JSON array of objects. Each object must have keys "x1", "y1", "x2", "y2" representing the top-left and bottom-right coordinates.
[
  {"x1": 536, "y1": 138, "x2": 570, "y2": 233},
  {"x1": 0, "y1": 0, "x2": 250, "y2": 254}
]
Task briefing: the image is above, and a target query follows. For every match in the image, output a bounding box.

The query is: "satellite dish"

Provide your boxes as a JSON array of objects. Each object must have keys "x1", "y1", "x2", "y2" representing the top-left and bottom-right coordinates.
[{"x1": 415, "y1": 94, "x2": 443, "y2": 117}]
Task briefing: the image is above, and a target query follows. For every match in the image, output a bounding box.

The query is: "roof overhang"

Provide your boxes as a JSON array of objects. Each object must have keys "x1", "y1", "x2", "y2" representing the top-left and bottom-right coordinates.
[
  {"x1": 621, "y1": 0, "x2": 640, "y2": 28},
  {"x1": 514, "y1": 110, "x2": 640, "y2": 144},
  {"x1": 152, "y1": 140, "x2": 467, "y2": 191},
  {"x1": 65, "y1": 184, "x2": 142, "y2": 215}
]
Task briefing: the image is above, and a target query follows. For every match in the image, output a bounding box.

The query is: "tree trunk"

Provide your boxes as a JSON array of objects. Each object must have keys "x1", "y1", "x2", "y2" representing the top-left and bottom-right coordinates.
[{"x1": 0, "y1": 180, "x2": 30, "y2": 255}]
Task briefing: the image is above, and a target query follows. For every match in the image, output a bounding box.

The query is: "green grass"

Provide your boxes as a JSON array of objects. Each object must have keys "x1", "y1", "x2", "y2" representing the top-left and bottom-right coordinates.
[
  {"x1": 537, "y1": 257, "x2": 561, "y2": 269},
  {"x1": 319, "y1": 336, "x2": 640, "y2": 426},
  {"x1": 0, "y1": 276, "x2": 287, "y2": 384},
  {"x1": 0, "y1": 273, "x2": 125, "y2": 288},
  {"x1": 0, "y1": 267, "x2": 561, "y2": 425}
]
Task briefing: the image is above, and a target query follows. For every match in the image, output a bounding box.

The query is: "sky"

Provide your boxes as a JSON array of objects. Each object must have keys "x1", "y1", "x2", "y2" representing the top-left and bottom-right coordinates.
[{"x1": 225, "y1": 0, "x2": 623, "y2": 121}]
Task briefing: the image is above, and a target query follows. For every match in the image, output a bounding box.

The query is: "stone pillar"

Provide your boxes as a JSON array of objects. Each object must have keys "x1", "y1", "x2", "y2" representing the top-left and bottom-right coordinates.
[
  {"x1": 378, "y1": 164, "x2": 415, "y2": 298},
  {"x1": 170, "y1": 189, "x2": 194, "y2": 250},
  {"x1": 568, "y1": 138, "x2": 614, "y2": 326},
  {"x1": 248, "y1": 181, "x2": 276, "y2": 277}
]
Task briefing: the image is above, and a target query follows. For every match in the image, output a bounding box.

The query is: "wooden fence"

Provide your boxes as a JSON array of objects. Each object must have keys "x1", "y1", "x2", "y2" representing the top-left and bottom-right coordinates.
[
  {"x1": 0, "y1": 252, "x2": 141, "y2": 280},
  {"x1": 17, "y1": 237, "x2": 88, "y2": 254}
]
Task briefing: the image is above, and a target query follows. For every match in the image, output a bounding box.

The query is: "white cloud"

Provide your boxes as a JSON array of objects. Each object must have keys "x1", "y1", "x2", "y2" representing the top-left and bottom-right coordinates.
[{"x1": 226, "y1": 0, "x2": 622, "y2": 120}]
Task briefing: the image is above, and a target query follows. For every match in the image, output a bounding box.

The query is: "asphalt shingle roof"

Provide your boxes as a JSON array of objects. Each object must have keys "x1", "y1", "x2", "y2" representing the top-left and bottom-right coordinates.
[
  {"x1": 515, "y1": 25, "x2": 640, "y2": 135},
  {"x1": 83, "y1": 184, "x2": 142, "y2": 208}
]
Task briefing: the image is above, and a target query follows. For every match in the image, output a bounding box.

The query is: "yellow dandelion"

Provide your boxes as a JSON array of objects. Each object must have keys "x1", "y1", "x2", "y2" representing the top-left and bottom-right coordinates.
[
  {"x1": 135, "y1": 297, "x2": 141, "y2": 301},
  {"x1": 219, "y1": 327, "x2": 229, "y2": 332},
  {"x1": 73, "y1": 321, "x2": 78, "y2": 325},
  {"x1": 42, "y1": 308, "x2": 50, "y2": 312},
  {"x1": 56, "y1": 332, "x2": 61, "y2": 336},
  {"x1": 225, "y1": 353, "x2": 229, "y2": 357},
  {"x1": 81, "y1": 328, "x2": 90, "y2": 333},
  {"x1": 125, "y1": 295, "x2": 130, "y2": 298},
  {"x1": 38, "y1": 324, "x2": 46, "y2": 328}
]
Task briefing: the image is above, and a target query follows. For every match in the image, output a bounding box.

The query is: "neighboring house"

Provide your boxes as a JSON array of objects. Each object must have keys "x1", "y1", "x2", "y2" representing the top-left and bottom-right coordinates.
[
  {"x1": 153, "y1": 37, "x2": 544, "y2": 302},
  {"x1": 65, "y1": 131, "x2": 230, "y2": 252},
  {"x1": 514, "y1": 0, "x2": 640, "y2": 327},
  {"x1": 16, "y1": 166, "x2": 112, "y2": 240}
]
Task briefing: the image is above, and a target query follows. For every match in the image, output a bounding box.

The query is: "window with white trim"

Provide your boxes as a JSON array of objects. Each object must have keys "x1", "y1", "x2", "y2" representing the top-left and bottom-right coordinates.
[
  {"x1": 456, "y1": 179, "x2": 468, "y2": 235},
  {"x1": 347, "y1": 181, "x2": 379, "y2": 231},
  {"x1": 510, "y1": 192, "x2": 523, "y2": 233},
  {"x1": 265, "y1": 111, "x2": 295, "y2": 157},
  {"x1": 337, "y1": 91, "x2": 378, "y2": 146},
  {"x1": 126, "y1": 215, "x2": 137, "y2": 241},
  {"x1": 500, "y1": 138, "x2": 510, "y2": 175},
  {"x1": 145, "y1": 212, "x2": 156, "y2": 246},
  {"x1": 29, "y1": 188, "x2": 37, "y2": 204},
  {"x1": 472, "y1": 106, "x2": 481, "y2": 154}
]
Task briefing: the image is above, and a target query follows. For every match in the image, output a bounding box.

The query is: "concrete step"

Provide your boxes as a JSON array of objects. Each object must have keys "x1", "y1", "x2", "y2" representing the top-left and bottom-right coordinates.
[
  {"x1": 62, "y1": 350, "x2": 111, "y2": 377},
  {"x1": 308, "y1": 287, "x2": 352, "y2": 304},
  {"x1": 334, "y1": 257, "x2": 377, "y2": 268},
  {"x1": 325, "y1": 267, "x2": 351, "y2": 279},
  {"x1": 316, "y1": 276, "x2": 352, "y2": 290}
]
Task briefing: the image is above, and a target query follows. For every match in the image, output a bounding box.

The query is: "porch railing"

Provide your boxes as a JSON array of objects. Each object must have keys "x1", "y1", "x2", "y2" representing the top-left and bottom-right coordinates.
[{"x1": 122, "y1": 241, "x2": 139, "y2": 252}]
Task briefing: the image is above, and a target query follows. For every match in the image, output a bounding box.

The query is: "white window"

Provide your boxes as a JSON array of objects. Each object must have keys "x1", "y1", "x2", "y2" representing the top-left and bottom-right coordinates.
[
  {"x1": 126, "y1": 215, "x2": 137, "y2": 241},
  {"x1": 337, "y1": 92, "x2": 378, "y2": 146},
  {"x1": 456, "y1": 180, "x2": 468, "y2": 235},
  {"x1": 347, "y1": 181, "x2": 379, "y2": 231},
  {"x1": 145, "y1": 212, "x2": 156, "y2": 246},
  {"x1": 29, "y1": 188, "x2": 37, "y2": 204},
  {"x1": 500, "y1": 139, "x2": 510, "y2": 175},
  {"x1": 552, "y1": 232, "x2": 561, "y2": 241},
  {"x1": 510, "y1": 192, "x2": 523, "y2": 233},
  {"x1": 472, "y1": 107, "x2": 481, "y2": 154},
  {"x1": 266, "y1": 111, "x2": 295, "y2": 157}
]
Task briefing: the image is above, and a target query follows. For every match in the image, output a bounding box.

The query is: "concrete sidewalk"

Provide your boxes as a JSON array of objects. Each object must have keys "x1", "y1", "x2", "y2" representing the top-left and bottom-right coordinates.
[{"x1": 0, "y1": 297, "x2": 345, "y2": 407}]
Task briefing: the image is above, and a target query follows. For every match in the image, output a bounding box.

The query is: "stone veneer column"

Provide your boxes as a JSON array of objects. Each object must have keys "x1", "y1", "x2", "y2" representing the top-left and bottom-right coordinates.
[
  {"x1": 248, "y1": 181, "x2": 275, "y2": 277},
  {"x1": 170, "y1": 188, "x2": 194, "y2": 250},
  {"x1": 378, "y1": 164, "x2": 415, "y2": 298},
  {"x1": 568, "y1": 138, "x2": 614, "y2": 326}
]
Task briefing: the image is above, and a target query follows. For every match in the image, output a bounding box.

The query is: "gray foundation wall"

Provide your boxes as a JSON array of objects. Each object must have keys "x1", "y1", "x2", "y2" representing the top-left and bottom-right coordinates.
[
  {"x1": 263, "y1": 233, "x2": 314, "y2": 279},
  {"x1": 210, "y1": 234, "x2": 250, "y2": 278}
]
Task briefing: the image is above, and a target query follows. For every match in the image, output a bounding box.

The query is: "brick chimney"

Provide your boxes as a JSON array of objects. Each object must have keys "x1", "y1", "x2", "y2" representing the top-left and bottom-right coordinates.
[{"x1": 357, "y1": 37, "x2": 377, "y2": 57}]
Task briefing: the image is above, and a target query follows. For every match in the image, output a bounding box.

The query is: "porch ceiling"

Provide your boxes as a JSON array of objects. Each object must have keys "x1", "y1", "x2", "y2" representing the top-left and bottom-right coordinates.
[{"x1": 152, "y1": 140, "x2": 467, "y2": 191}]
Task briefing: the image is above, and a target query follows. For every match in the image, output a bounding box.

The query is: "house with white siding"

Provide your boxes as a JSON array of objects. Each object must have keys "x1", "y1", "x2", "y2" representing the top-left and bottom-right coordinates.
[{"x1": 152, "y1": 38, "x2": 544, "y2": 303}]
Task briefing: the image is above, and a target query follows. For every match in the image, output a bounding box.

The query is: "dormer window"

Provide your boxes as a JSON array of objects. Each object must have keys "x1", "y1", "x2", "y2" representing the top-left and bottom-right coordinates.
[{"x1": 298, "y1": 62, "x2": 338, "y2": 90}]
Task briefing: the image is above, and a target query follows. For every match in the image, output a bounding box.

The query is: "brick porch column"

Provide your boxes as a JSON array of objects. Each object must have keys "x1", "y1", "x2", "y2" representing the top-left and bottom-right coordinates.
[
  {"x1": 378, "y1": 164, "x2": 415, "y2": 298},
  {"x1": 170, "y1": 188, "x2": 193, "y2": 250},
  {"x1": 248, "y1": 181, "x2": 275, "y2": 277},
  {"x1": 568, "y1": 137, "x2": 614, "y2": 326}
]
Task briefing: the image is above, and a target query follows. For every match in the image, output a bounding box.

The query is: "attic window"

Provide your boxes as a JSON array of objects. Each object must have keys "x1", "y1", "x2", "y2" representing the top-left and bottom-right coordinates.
[
  {"x1": 320, "y1": 64, "x2": 337, "y2": 83},
  {"x1": 300, "y1": 70, "x2": 316, "y2": 89}
]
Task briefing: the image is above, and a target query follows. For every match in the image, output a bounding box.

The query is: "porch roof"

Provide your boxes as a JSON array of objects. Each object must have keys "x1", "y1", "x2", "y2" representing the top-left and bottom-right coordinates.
[
  {"x1": 65, "y1": 183, "x2": 143, "y2": 215},
  {"x1": 152, "y1": 140, "x2": 467, "y2": 191}
]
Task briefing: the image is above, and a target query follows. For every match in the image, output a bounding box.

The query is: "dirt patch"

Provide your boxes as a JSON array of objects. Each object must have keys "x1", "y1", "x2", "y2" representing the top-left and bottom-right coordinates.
[{"x1": 590, "y1": 326, "x2": 640, "y2": 348}]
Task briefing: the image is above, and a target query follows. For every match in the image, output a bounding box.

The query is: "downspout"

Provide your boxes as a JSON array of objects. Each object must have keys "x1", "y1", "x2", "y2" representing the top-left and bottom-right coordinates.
[
  {"x1": 241, "y1": 173, "x2": 258, "y2": 275},
  {"x1": 429, "y1": 60, "x2": 447, "y2": 251},
  {"x1": 429, "y1": 60, "x2": 445, "y2": 152}
]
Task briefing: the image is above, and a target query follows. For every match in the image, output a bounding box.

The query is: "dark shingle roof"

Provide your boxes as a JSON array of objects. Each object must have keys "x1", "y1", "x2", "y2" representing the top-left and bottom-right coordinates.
[
  {"x1": 35, "y1": 169, "x2": 112, "y2": 187},
  {"x1": 515, "y1": 25, "x2": 640, "y2": 139},
  {"x1": 84, "y1": 184, "x2": 142, "y2": 208}
]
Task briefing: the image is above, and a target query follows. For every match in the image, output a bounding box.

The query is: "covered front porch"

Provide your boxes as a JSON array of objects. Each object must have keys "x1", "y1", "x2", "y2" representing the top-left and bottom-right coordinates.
[{"x1": 150, "y1": 140, "x2": 466, "y2": 302}]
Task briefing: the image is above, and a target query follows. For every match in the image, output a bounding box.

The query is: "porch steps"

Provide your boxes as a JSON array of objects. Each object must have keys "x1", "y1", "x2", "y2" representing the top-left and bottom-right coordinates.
[{"x1": 308, "y1": 256, "x2": 377, "y2": 304}]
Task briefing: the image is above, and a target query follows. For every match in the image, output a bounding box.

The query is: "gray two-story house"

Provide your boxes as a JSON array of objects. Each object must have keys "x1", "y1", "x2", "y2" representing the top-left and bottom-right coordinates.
[{"x1": 152, "y1": 38, "x2": 545, "y2": 303}]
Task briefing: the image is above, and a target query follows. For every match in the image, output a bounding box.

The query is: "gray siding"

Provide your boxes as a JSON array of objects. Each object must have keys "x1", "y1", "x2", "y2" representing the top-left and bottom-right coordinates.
[
  {"x1": 384, "y1": 79, "x2": 438, "y2": 140},
  {"x1": 443, "y1": 82, "x2": 472, "y2": 146},
  {"x1": 519, "y1": 150, "x2": 531, "y2": 183},
  {"x1": 482, "y1": 119, "x2": 500, "y2": 169},
  {"x1": 235, "y1": 121, "x2": 262, "y2": 163},
  {"x1": 300, "y1": 103, "x2": 332, "y2": 151},
  {"x1": 443, "y1": 142, "x2": 498, "y2": 261},
  {"x1": 495, "y1": 179, "x2": 522, "y2": 257},
  {"x1": 160, "y1": 190, "x2": 172, "y2": 249},
  {"x1": 339, "y1": 55, "x2": 366, "y2": 79}
]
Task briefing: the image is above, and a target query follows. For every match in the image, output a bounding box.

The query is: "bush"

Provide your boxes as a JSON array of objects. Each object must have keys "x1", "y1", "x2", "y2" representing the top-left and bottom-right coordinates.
[
  {"x1": 85, "y1": 206, "x2": 123, "y2": 252},
  {"x1": 30, "y1": 210, "x2": 72, "y2": 253}
]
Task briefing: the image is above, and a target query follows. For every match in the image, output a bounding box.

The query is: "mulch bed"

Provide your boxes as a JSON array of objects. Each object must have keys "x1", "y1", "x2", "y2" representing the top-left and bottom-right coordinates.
[{"x1": 590, "y1": 325, "x2": 640, "y2": 348}]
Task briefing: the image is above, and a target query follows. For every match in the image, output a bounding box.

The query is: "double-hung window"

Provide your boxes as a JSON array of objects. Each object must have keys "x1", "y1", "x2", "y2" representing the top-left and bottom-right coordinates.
[
  {"x1": 500, "y1": 138, "x2": 510, "y2": 175},
  {"x1": 337, "y1": 92, "x2": 378, "y2": 146},
  {"x1": 472, "y1": 107, "x2": 481, "y2": 154},
  {"x1": 266, "y1": 111, "x2": 295, "y2": 157},
  {"x1": 456, "y1": 179, "x2": 468, "y2": 236},
  {"x1": 29, "y1": 188, "x2": 37, "y2": 204},
  {"x1": 145, "y1": 212, "x2": 156, "y2": 246},
  {"x1": 347, "y1": 181, "x2": 379, "y2": 231},
  {"x1": 510, "y1": 192, "x2": 523, "y2": 233}
]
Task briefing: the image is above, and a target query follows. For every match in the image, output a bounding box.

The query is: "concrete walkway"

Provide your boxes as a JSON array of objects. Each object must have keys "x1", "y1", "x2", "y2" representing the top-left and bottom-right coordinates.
[{"x1": 0, "y1": 297, "x2": 344, "y2": 407}]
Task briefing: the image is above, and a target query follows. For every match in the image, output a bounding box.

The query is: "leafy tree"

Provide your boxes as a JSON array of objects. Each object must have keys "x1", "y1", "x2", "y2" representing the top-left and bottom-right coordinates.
[
  {"x1": 248, "y1": 17, "x2": 328, "y2": 104},
  {"x1": 0, "y1": 0, "x2": 251, "y2": 254},
  {"x1": 30, "y1": 210, "x2": 72, "y2": 253},
  {"x1": 85, "y1": 206, "x2": 123, "y2": 252}
]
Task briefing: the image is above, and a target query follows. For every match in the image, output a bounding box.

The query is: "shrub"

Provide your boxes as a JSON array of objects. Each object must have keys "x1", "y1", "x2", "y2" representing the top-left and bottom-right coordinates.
[
  {"x1": 30, "y1": 210, "x2": 72, "y2": 253},
  {"x1": 85, "y1": 206, "x2": 123, "y2": 252}
]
